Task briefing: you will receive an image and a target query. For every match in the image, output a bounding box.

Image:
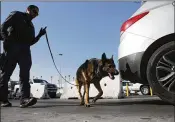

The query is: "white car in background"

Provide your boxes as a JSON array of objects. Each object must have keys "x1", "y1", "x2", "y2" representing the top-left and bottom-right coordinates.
[
  {"x1": 14, "y1": 79, "x2": 58, "y2": 99},
  {"x1": 122, "y1": 81, "x2": 150, "y2": 95},
  {"x1": 118, "y1": 1, "x2": 175, "y2": 105}
]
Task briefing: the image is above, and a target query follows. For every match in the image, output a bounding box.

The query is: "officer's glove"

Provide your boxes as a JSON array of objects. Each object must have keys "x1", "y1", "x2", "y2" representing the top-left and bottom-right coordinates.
[{"x1": 38, "y1": 27, "x2": 47, "y2": 37}]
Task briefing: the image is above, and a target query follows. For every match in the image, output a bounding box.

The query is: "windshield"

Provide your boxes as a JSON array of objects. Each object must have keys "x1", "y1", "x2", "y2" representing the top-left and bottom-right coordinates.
[
  {"x1": 43, "y1": 80, "x2": 49, "y2": 83},
  {"x1": 33, "y1": 79, "x2": 45, "y2": 83},
  {"x1": 33, "y1": 79, "x2": 49, "y2": 84}
]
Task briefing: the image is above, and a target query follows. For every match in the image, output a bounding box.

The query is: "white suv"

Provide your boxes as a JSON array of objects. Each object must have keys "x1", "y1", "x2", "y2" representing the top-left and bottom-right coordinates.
[
  {"x1": 118, "y1": 1, "x2": 175, "y2": 105},
  {"x1": 13, "y1": 79, "x2": 58, "y2": 99}
]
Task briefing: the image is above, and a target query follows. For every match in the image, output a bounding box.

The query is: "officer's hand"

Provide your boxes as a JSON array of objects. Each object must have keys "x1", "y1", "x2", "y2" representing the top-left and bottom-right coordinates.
[{"x1": 38, "y1": 27, "x2": 47, "y2": 37}]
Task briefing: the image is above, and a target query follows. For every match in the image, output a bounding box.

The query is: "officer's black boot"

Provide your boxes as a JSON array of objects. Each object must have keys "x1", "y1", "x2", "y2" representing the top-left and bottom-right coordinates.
[
  {"x1": 1, "y1": 100, "x2": 12, "y2": 107},
  {"x1": 19, "y1": 97, "x2": 37, "y2": 108},
  {"x1": 0, "y1": 87, "x2": 12, "y2": 107}
]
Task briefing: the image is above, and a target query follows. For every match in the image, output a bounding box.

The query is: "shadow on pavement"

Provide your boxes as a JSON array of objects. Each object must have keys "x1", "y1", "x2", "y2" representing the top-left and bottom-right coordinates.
[
  {"x1": 8, "y1": 98, "x2": 172, "y2": 109},
  {"x1": 32, "y1": 100, "x2": 172, "y2": 108},
  {"x1": 94, "y1": 100, "x2": 172, "y2": 106}
]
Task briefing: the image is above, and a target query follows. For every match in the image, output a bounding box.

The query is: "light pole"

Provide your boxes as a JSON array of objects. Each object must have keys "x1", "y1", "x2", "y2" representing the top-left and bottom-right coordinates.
[
  {"x1": 64, "y1": 76, "x2": 66, "y2": 88},
  {"x1": 51, "y1": 76, "x2": 53, "y2": 83},
  {"x1": 58, "y1": 53, "x2": 63, "y2": 88},
  {"x1": 58, "y1": 80, "x2": 60, "y2": 90}
]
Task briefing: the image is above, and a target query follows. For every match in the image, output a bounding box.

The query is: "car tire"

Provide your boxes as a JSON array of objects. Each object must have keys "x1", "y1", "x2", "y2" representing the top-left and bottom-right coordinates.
[
  {"x1": 140, "y1": 85, "x2": 150, "y2": 95},
  {"x1": 147, "y1": 41, "x2": 175, "y2": 105},
  {"x1": 48, "y1": 92, "x2": 56, "y2": 98}
]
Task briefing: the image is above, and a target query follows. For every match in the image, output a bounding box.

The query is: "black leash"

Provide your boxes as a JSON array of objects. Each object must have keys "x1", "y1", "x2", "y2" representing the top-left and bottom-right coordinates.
[{"x1": 45, "y1": 30, "x2": 78, "y2": 86}]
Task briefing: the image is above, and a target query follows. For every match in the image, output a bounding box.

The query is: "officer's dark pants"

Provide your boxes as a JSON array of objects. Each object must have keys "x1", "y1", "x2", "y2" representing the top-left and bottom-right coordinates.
[{"x1": 0, "y1": 42, "x2": 32, "y2": 102}]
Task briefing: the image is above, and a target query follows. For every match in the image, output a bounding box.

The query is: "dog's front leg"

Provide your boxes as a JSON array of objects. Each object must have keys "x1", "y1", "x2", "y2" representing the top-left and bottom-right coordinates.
[
  {"x1": 92, "y1": 82, "x2": 103, "y2": 103},
  {"x1": 84, "y1": 83, "x2": 90, "y2": 107}
]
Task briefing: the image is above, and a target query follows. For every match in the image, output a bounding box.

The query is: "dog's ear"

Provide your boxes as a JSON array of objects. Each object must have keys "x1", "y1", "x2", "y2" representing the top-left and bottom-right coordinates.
[
  {"x1": 102, "y1": 53, "x2": 107, "y2": 64},
  {"x1": 102, "y1": 53, "x2": 107, "y2": 60}
]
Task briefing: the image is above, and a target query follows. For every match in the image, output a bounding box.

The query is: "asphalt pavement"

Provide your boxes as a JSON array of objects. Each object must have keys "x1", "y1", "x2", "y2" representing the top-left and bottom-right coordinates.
[{"x1": 1, "y1": 96, "x2": 174, "y2": 122}]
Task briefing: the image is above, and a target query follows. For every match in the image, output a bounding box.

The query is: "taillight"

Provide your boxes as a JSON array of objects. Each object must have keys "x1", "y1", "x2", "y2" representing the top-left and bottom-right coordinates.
[{"x1": 120, "y1": 11, "x2": 149, "y2": 34}]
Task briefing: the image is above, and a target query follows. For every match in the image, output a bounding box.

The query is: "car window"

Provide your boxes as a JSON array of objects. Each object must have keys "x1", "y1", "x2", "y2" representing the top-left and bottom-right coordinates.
[
  {"x1": 33, "y1": 79, "x2": 44, "y2": 83},
  {"x1": 122, "y1": 82, "x2": 132, "y2": 86},
  {"x1": 122, "y1": 82, "x2": 127, "y2": 86},
  {"x1": 129, "y1": 83, "x2": 133, "y2": 86},
  {"x1": 43, "y1": 80, "x2": 49, "y2": 84}
]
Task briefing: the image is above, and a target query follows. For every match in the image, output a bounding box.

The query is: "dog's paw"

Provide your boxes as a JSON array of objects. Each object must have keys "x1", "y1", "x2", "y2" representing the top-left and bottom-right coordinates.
[
  {"x1": 79, "y1": 102, "x2": 85, "y2": 106},
  {"x1": 92, "y1": 98, "x2": 96, "y2": 103},
  {"x1": 85, "y1": 103, "x2": 91, "y2": 107}
]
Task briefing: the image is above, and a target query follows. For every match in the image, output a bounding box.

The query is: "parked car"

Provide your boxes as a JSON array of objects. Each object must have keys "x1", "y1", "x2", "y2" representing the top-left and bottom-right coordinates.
[
  {"x1": 32, "y1": 79, "x2": 58, "y2": 98},
  {"x1": 122, "y1": 81, "x2": 150, "y2": 95},
  {"x1": 118, "y1": 1, "x2": 175, "y2": 105},
  {"x1": 8, "y1": 80, "x2": 19, "y2": 99},
  {"x1": 14, "y1": 79, "x2": 58, "y2": 98},
  {"x1": 8, "y1": 80, "x2": 19, "y2": 92}
]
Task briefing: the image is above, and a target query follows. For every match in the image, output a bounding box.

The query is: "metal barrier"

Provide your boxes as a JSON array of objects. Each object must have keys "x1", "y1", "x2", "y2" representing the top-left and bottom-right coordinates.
[{"x1": 150, "y1": 87, "x2": 153, "y2": 96}]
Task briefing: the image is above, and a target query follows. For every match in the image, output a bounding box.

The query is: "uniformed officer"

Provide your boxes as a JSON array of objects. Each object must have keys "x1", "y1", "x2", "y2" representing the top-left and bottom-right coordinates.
[{"x1": 0, "y1": 5, "x2": 46, "y2": 108}]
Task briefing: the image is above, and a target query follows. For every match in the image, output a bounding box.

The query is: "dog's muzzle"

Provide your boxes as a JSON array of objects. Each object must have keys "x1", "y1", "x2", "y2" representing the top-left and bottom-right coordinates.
[
  {"x1": 108, "y1": 69, "x2": 119, "y2": 80},
  {"x1": 108, "y1": 73, "x2": 115, "y2": 80}
]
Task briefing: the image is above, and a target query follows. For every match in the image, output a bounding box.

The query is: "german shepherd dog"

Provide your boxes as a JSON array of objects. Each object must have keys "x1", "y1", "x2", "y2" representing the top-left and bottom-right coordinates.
[{"x1": 75, "y1": 53, "x2": 119, "y2": 107}]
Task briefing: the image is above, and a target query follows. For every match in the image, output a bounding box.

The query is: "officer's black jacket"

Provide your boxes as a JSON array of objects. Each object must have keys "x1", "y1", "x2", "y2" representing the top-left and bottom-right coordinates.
[{"x1": 0, "y1": 11, "x2": 40, "y2": 46}]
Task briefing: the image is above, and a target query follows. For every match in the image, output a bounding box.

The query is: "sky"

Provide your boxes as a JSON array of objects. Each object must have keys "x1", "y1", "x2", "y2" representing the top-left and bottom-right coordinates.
[{"x1": 1, "y1": 1, "x2": 141, "y2": 86}]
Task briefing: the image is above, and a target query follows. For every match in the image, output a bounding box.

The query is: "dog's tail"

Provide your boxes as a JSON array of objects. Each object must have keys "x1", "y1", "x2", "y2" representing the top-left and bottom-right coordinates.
[
  {"x1": 75, "y1": 78, "x2": 78, "y2": 86},
  {"x1": 75, "y1": 78, "x2": 80, "y2": 89}
]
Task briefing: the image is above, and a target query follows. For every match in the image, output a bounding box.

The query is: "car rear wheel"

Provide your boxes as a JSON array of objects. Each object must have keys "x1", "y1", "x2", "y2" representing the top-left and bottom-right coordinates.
[
  {"x1": 147, "y1": 41, "x2": 175, "y2": 105},
  {"x1": 48, "y1": 92, "x2": 56, "y2": 98},
  {"x1": 140, "y1": 85, "x2": 150, "y2": 95}
]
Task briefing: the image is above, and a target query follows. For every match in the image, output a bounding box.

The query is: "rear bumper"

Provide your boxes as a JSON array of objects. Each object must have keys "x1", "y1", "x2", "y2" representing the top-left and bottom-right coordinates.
[{"x1": 118, "y1": 52, "x2": 144, "y2": 83}]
